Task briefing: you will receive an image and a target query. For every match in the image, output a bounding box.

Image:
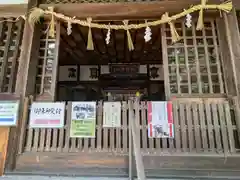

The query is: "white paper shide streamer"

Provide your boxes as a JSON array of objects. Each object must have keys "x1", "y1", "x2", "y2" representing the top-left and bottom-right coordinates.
[
  {"x1": 185, "y1": 13, "x2": 192, "y2": 28},
  {"x1": 67, "y1": 21, "x2": 72, "y2": 35},
  {"x1": 144, "y1": 25, "x2": 152, "y2": 42},
  {"x1": 105, "y1": 25, "x2": 111, "y2": 44}
]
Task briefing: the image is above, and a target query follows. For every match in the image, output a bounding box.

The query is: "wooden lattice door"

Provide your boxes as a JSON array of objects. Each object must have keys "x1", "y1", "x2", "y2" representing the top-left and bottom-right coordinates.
[
  {"x1": 161, "y1": 19, "x2": 225, "y2": 99},
  {"x1": 0, "y1": 18, "x2": 24, "y2": 93}
]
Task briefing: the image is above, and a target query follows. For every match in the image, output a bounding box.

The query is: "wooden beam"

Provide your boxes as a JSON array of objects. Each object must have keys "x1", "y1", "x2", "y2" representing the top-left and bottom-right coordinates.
[
  {"x1": 0, "y1": 4, "x2": 27, "y2": 17},
  {"x1": 40, "y1": 0, "x2": 222, "y2": 20}
]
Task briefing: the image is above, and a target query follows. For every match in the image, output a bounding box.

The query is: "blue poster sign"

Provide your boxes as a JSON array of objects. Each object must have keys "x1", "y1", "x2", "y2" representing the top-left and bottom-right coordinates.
[{"x1": 0, "y1": 101, "x2": 19, "y2": 126}]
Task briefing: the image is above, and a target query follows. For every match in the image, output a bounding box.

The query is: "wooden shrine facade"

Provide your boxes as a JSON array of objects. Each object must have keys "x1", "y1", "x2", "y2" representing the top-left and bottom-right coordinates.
[{"x1": 1, "y1": 0, "x2": 240, "y2": 179}]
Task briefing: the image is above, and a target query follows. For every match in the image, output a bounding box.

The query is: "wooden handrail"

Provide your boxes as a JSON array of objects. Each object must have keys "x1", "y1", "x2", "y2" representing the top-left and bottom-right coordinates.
[{"x1": 128, "y1": 99, "x2": 146, "y2": 180}]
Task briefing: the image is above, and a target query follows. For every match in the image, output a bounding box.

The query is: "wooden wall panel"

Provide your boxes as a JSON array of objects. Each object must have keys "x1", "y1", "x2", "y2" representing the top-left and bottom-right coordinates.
[{"x1": 0, "y1": 18, "x2": 24, "y2": 93}]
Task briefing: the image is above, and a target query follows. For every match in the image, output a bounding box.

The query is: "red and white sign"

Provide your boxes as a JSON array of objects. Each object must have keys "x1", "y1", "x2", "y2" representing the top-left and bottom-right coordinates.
[
  {"x1": 29, "y1": 102, "x2": 65, "y2": 128},
  {"x1": 148, "y1": 101, "x2": 174, "y2": 138}
]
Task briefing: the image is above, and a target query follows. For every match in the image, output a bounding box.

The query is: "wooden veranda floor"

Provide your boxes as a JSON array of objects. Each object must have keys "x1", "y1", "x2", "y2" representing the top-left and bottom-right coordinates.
[{"x1": 9, "y1": 155, "x2": 240, "y2": 179}]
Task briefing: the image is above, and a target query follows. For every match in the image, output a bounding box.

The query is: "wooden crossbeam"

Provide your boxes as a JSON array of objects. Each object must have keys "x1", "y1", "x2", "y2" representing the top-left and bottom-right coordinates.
[{"x1": 40, "y1": 0, "x2": 222, "y2": 20}]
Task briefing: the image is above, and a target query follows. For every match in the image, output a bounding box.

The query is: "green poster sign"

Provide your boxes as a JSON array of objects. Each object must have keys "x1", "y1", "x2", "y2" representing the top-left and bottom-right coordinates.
[{"x1": 70, "y1": 102, "x2": 96, "y2": 138}]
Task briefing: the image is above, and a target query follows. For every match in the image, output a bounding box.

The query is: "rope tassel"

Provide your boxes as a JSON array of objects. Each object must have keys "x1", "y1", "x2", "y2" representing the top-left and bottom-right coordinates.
[
  {"x1": 197, "y1": 0, "x2": 207, "y2": 30},
  {"x1": 87, "y1": 17, "x2": 94, "y2": 50},
  {"x1": 217, "y1": 1, "x2": 233, "y2": 13},
  {"x1": 48, "y1": 7, "x2": 55, "y2": 38},
  {"x1": 161, "y1": 12, "x2": 180, "y2": 43},
  {"x1": 28, "y1": 7, "x2": 45, "y2": 27},
  {"x1": 123, "y1": 20, "x2": 134, "y2": 51}
]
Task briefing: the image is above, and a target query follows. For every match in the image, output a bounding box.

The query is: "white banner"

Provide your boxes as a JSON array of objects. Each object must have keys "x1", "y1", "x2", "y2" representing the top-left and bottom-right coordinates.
[
  {"x1": 103, "y1": 102, "x2": 121, "y2": 127},
  {"x1": 29, "y1": 102, "x2": 65, "y2": 128},
  {"x1": 0, "y1": 0, "x2": 28, "y2": 4}
]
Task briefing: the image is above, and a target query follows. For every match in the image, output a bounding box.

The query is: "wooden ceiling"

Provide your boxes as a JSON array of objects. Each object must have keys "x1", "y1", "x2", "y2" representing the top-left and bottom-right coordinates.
[{"x1": 59, "y1": 21, "x2": 162, "y2": 65}]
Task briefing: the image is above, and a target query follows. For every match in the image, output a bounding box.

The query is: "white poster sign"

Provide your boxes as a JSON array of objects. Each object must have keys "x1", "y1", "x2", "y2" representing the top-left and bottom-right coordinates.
[
  {"x1": 29, "y1": 102, "x2": 65, "y2": 128},
  {"x1": 148, "y1": 101, "x2": 174, "y2": 138},
  {"x1": 0, "y1": 101, "x2": 19, "y2": 126},
  {"x1": 103, "y1": 102, "x2": 121, "y2": 127}
]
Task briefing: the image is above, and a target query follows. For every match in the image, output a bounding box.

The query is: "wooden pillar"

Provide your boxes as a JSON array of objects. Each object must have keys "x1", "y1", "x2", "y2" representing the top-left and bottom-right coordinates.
[
  {"x1": 5, "y1": 0, "x2": 41, "y2": 171},
  {"x1": 220, "y1": 10, "x2": 240, "y2": 98},
  {"x1": 218, "y1": 9, "x2": 240, "y2": 138},
  {"x1": 217, "y1": 17, "x2": 237, "y2": 96},
  {"x1": 15, "y1": 7, "x2": 41, "y2": 97},
  {"x1": 0, "y1": 128, "x2": 9, "y2": 175}
]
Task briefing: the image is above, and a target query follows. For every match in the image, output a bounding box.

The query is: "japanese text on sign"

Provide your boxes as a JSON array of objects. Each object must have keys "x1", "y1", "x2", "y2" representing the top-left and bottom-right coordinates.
[
  {"x1": 0, "y1": 101, "x2": 19, "y2": 126},
  {"x1": 29, "y1": 102, "x2": 65, "y2": 128}
]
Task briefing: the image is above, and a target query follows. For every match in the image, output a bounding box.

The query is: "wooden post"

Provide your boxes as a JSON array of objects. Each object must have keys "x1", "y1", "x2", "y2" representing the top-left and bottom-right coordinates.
[
  {"x1": 128, "y1": 100, "x2": 133, "y2": 180},
  {"x1": 128, "y1": 99, "x2": 146, "y2": 180},
  {"x1": 221, "y1": 10, "x2": 240, "y2": 98},
  {"x1": 5, "y1": 0, "x2": 40, "y2": 171},
  {"x1": 220, "y1": 10, "x2": 240, "y2": 138},
  {"x1": 217, "y1": 18, "x2": 237, "y2": 96},
  {"x1": 0, "y1": 127, "x2": 9, "y2": 176}
]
